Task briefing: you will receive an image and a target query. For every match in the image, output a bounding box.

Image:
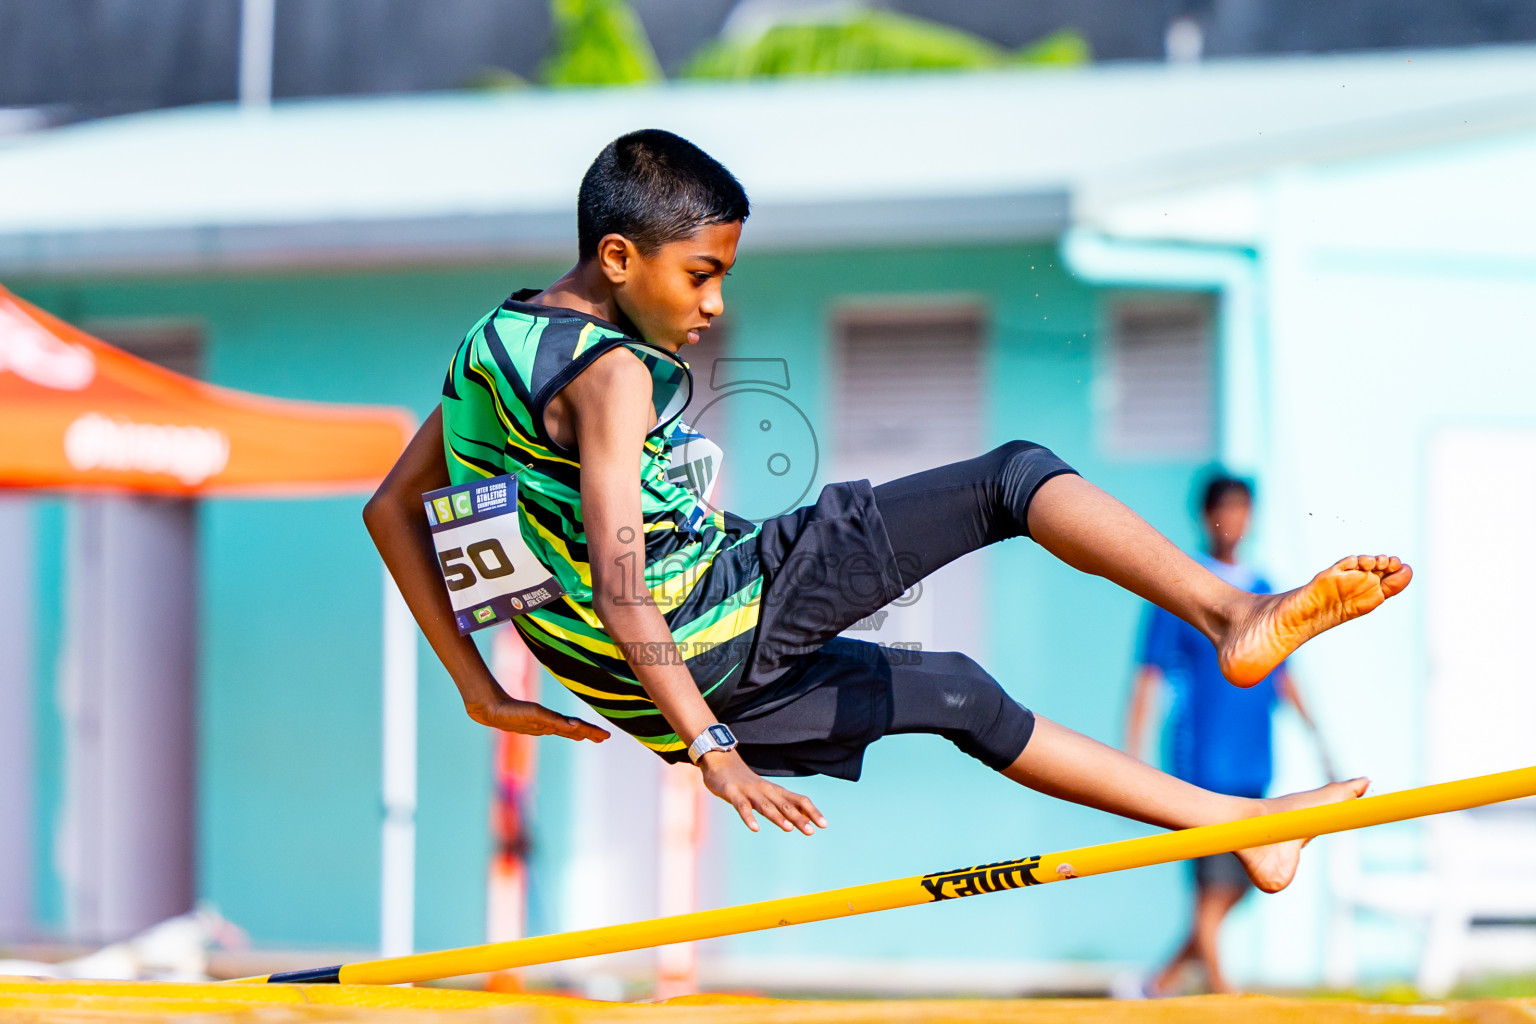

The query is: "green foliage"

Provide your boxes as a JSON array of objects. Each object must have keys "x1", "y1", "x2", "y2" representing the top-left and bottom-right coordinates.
[
  {"x1": 683, "y1": 10, "x2": 1089, "y2": 80},
  {"x1": 541, "y1": 0, "x2": 662, "y2": 87},
  {"x1": 1016, "y1": 27, "x2": 1093, "y2": 66}
]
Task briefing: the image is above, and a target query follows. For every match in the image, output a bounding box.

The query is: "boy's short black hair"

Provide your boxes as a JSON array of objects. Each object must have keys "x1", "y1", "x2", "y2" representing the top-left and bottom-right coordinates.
[
  {"x1": 577, "y1": 129, "x2": 750, "y2": 260},
  {"x1": 1201, "y1": 472, "x2": 1254, "y2": 513}
]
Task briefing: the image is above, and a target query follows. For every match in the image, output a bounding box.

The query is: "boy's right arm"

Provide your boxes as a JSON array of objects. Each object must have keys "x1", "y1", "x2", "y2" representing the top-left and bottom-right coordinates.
[
  {"x1": 1123, "y1": 665, "x2": 1162, "y2": 762},
  {"x1": 362, "y1": 406, "x2": 609, "y2": 742},
  {"x1": 571, "y1": 349, "x2": 826, "y2": 836}
]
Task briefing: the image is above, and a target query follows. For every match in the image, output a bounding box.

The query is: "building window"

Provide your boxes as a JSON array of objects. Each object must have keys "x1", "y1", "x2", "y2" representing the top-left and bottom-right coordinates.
[
  {"x1": 833, "y1": 305, "x2": 984, "y2": 478},
  {"x1": 831, "y1": 302, "x2": 987, "y2": 657},
  {"x1": 1102, "y1": 299, "x2": 1213, "y2": 458},
  {"x1": 84, "y1": 319, "x2": 204, "y2": 379}
]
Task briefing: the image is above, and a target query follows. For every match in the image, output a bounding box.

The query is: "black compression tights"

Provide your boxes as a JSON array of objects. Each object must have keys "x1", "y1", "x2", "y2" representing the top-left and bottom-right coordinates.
[
  {"x1": 868, "y1": 442, "x2": 1078, "y2": 769},
  {"x1": 871, "y1": 440, "x2": 1077, "y2": 586}
]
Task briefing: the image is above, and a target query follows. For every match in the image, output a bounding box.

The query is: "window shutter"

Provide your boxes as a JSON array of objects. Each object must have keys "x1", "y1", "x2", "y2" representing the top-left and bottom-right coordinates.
[
  {"x1": 85, "y1": 320, "x2": 204, "y2": 380},
  {"x1": 835, "y1": 308, "x2": 984, "y2": 476},
  {"x1": 1104, "y1": 301, "x2": 1213, "y2": 457}
]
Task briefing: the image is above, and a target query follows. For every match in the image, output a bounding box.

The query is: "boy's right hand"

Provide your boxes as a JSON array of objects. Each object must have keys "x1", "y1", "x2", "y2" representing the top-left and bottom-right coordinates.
[
  {"x1": 699, "y1": 749, "x2": 828, "y2": 836},
  {"x1": 466, "y1": 694, "x2": 610, "y2": 742}
]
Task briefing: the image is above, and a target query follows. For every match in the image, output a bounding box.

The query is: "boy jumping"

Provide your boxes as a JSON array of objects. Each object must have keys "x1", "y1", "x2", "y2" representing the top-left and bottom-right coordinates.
[{"x1": 364, "y1": 130, "x2": 1411, "y2": 895}]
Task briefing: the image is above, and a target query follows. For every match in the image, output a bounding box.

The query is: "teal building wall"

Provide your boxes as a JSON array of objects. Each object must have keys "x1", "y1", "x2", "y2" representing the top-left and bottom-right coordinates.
[{"x1": 15, "y1": 240, "x2": 1210, "y2": 963}]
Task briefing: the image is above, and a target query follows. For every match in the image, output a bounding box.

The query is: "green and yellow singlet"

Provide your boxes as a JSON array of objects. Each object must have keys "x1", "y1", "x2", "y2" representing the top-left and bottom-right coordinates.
[{"x1": 441, "y1": 291, "x2": 763, "y2": 757}]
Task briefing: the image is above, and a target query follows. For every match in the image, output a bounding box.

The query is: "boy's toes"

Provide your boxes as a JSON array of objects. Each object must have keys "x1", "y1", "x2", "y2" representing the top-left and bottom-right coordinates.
[{"x1": 1382, "y1": 562, "x2": 1413, "y2": 597}]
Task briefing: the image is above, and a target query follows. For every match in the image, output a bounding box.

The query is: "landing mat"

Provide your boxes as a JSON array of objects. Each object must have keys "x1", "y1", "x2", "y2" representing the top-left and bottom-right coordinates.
[{"x1": 4, "y1": 978, "x2": 1535, "y2": 1023}]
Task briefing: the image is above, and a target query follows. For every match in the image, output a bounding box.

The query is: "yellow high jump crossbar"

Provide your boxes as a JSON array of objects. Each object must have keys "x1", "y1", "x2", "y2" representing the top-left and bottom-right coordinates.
[{"x1": 245, "y1": 764, "x2": 1536, "y2": 987}]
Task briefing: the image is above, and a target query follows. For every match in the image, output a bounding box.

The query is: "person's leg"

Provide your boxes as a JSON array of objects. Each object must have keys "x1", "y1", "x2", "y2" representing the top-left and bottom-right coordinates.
[
  {"x1": 1150, "y1": 927, "x2": 1198, "y2": 997},
  {"x1": 1003, "y1": 717, "x2": 1367, "y2": 893},
  {"x1": 870, "y1": 441, "x2": 1073, "y2": 581},
  {"x1": 881, "y1": 648, "x2": 1037, "y2": 767},
  {"x1": 875, "y1": 645, "x2": 1369, "y2": 893},
  {"x1": 1024, "y1": 473, "x2": 1411, "y2": 685},
  {"x1": 1193, "y1": 884, "x2": 1247, "y2": 994},
  {"x1": 872, "y1": 442, "x2": 1412, "y2": 687}
]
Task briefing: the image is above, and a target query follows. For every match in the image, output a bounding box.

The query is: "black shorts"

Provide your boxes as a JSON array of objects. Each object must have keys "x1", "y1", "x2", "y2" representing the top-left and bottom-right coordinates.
[
  {"x1": 1193, "y1": 852, "x2": 1252, "y2": 892},
  {"x1": 717, "y1": 443, "x2": 1075, "y2": 781}
]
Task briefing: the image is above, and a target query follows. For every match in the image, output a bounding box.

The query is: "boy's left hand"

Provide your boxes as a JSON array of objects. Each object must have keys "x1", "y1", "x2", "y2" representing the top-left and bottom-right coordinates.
[
  {"x1": 467, "y1": 694, "x2": 611, "y2": 742},
  {"x1": 699, "y1": 749, "x2": 828, "y2": 835}
]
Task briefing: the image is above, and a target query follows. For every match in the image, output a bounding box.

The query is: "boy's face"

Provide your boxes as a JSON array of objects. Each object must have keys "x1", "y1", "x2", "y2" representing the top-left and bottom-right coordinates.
[
  {"x1": 1202, "y1": 494, "x2": 1252, "y2": 550},
  {"x1": 601, "y1": 221, "x2": 741, "y2": 352}
]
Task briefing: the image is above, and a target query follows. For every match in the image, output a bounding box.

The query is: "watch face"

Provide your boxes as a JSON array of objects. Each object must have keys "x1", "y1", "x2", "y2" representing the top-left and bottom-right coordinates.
[{"x1": 707, "y1": 723, "x2": 734, "y2": 746}]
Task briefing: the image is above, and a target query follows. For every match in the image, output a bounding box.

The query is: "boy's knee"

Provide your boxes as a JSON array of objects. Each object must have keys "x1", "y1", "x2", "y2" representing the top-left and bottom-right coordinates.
[
  {"x1": 989, "y1": 439, "x2": 1047, "y2": 461},
  {"x1": 987, "y1": 440, "x2": 1078, "y2": 538},
  {"x1": 887, "y1": 651, "x2": 1034, "y2": 769},
  {"x1": 923, "y1": 652, "x2": 1009, "y2": 724},
  {"x1": 943, "y1": 655, "x2": 1033, "y2": 770},
  {"x1": 990, "y1": 439, "x2": 1072, "y2": 480}
]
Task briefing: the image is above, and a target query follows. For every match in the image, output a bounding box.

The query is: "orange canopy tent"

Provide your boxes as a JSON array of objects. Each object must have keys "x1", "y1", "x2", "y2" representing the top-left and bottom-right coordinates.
[
  {"x1": 0, "y1": 284, "x2": 412, "y2": 495},
  {"x1": 0, "y1": 283, "x2": 420, "y2": 950}
]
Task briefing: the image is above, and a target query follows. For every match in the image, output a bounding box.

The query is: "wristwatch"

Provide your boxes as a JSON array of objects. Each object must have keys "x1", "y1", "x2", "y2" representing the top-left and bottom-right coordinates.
[{"x1": 687, "y1": 723, "x2": 738, "y2": 764}]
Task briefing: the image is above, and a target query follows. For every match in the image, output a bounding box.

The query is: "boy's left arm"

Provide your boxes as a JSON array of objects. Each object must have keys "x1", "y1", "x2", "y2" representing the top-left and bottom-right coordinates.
[
  {"x1": 1123, "y1": 665, "x2": 1162, "y2": 762},
  {"x1": 363, "y1": 407, "x2": 609, "y2": 742},
  {"x1": 1278, "y1": 668, "x2": 1337, "y2": 781},
  {"x1": 1277, "y1": 668, "x2": 1314, "y2": 728}
]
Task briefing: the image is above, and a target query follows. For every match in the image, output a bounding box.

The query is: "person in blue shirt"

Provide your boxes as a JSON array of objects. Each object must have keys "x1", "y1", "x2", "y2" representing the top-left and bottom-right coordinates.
[{"x1": 1124, "y1": 474, "x2": 1333, "y2": 996}]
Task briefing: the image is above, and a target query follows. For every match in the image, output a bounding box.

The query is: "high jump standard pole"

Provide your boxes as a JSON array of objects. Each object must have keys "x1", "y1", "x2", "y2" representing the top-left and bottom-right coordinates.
[{"x1": 243, "y1": 764, "x2": 1536, "y2": 987}]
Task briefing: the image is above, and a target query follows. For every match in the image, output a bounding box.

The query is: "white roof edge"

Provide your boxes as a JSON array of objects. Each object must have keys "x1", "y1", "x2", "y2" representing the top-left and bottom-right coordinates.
[
  {"x1": 6, "y1": 43, "x2": 1536, "y2": 272},
  {"x1": 0, "y1": 192, "x2": 1071, "y2": 278}
]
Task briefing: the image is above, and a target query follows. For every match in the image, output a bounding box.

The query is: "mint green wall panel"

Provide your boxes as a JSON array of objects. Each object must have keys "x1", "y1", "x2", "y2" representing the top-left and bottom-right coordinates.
[{"x1": 28, "y1": 499, "x2": 67, "y2": 936}]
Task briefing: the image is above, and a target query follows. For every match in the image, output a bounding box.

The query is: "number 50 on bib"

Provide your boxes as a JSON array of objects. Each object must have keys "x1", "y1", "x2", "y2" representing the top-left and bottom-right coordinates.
[{"x1": 423, "y1": 474, "x2": 565, "y2": 634}]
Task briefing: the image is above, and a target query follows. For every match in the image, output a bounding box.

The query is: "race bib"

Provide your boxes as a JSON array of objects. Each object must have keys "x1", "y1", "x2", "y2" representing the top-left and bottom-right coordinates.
[
  {"x1": 666, "y1": 420, "x2": 723, "y2": 532},
  {"x1": 423, "y1": 474, "x2": 564, "y2": 634}
]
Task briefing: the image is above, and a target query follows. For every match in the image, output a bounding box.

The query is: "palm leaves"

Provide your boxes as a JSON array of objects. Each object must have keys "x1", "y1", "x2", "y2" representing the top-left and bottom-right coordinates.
[
  {"x1": 686, "y1": 10, "x2": 1089, "y2": 80},
  {"x1": 533, "y1": 0, "x2": 1089, "y2": 89},
  {"x1": 542, "y1": 0, "x2": 663, "y2": 87}
]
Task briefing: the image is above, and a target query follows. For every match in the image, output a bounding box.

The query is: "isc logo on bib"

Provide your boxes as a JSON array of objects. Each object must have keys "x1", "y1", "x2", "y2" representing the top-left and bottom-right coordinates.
[{"x1": 423, "y1": 474, "x2": 564, "y2": 634}]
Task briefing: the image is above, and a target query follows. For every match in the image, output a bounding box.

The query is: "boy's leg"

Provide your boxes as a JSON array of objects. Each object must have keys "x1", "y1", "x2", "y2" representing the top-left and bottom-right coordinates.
[
  {"x1": 1147, "y1": 883, "x2": 1243, "y2": 996},
  {"x1": 1004, "y1": 717, "x2": 1368, "y2": 893},
  {"x1": 876, "y1": 646, "x2": 1367, "y2": 894},
  {"x1": 1193, "y1": 884, "x2": 1246, "y2": 994},
  {"x1": 1024, "y1": 473, "x2": 1411, "y2": 684},
  {"x1": 1150, "y1": 930, "x2": 1197, "y2": 997},
  {"x1": 872, "y1": 442, "x2": 1412, "y2": 686}
]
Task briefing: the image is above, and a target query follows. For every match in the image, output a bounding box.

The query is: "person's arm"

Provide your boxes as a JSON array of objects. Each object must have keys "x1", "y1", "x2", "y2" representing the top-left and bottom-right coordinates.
[
  {"x1": 1277, "y1": 667, "x2": 1338, "y2": 781},
  {"x1": 571, "y1": 348, "x2": 827, "y2": 836},
  {"x1": 1123, "y1": 665, "x2": 1163, "y2": 763},
  {"x1": 362, "y1": 406, "x2": 609, "y2": 742},
  {"x1": 1125, "y1": 604, "x2": 1173, "y2": 762}
]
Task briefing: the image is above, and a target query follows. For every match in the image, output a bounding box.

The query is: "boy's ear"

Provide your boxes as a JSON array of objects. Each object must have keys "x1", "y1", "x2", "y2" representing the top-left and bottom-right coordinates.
[{"x1": 596, "y1": 233, "x2": 637, "y2": 285}]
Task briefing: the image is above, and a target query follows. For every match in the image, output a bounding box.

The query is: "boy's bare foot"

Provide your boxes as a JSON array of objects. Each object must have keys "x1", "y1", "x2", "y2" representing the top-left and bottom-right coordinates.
[
  {"x1": 1234, "y1": 778, "x2": 1370, "y2": 893},
  {"x1": 1218, "y1": 555, "x2": 1412, "y2": 687}
]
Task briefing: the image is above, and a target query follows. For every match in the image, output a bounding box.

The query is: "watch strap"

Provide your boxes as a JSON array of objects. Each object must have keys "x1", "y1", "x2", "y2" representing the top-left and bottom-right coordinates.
[{"x1": 687, "y1": 723, "x2": 738, "y2": 763}]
